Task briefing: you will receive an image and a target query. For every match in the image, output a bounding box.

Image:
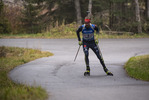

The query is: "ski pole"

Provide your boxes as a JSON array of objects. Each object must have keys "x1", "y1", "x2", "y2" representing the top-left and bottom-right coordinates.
[{"x1": 74, "y1": 45, "x2": 81, "y2": 62}]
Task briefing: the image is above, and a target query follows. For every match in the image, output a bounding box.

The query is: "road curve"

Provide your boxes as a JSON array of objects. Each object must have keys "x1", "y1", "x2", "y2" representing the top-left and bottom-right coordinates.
[{"x1": 0, "y1": 38, "x2": 149, "y2": 100}]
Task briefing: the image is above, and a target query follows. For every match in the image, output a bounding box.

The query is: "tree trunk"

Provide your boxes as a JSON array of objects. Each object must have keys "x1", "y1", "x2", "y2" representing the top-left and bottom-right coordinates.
[
  {"x1": 109, "y1": 1, "x2": 112, "y2": 29},
  {"x1": 88, "y1": 0, "x2": 92, "y2": 19},
  {"x1": 134, "y1": 0, "x2": 142, "y2": 33},
  {"x1": 146, "y1": 0, "x2": 149, "y2": 19},
  {"x1": 74, "y1": 0, "x2": 82, "y2": 25},
  {"x1": 0, "y1": 0, "x2": 3, "y2": 16}
]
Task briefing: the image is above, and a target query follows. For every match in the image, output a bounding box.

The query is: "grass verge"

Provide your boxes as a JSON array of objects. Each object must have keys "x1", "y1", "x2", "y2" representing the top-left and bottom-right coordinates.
[
  {"x1": 0, "y1": 23, "x2": 149, "y2": 39},
  {"x1": 124, "y1": 55, "x2": 149, "y2": 81},
  {"x1": 0, "y1": 46, "x2": 53, "y2": 100}
]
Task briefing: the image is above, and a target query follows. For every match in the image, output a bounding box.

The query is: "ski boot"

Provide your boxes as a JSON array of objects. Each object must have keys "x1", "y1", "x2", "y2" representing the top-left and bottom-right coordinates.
[
  {"x1": 84, "y1": 66, "x2": 90, "y2": 76},
  {"x1": 103, "y1": 67, "x2": 113, "y2": 76},
  {"x1": 84, "y1": 70, "x2": 90, "y2": 76}
]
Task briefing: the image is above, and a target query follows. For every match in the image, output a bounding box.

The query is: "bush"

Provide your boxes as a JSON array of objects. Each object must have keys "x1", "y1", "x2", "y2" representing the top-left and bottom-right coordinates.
[
  {"x1": 0, "y1": 1, "x2": 11, "y2": 34},
  {"x1": 0, "y1": 18, "x2": 11, "y2": 34}
]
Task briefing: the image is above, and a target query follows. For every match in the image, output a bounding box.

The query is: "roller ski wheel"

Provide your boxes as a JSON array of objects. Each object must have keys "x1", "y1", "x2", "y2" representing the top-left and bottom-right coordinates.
[
  {"x1": 104, "y1": 67, "x2": 113, "y2": 76},
  {"x1": 106, "y1": 71, "x2": 113, "y2": 76},
  {"x1": 84, "y1": 71, "x2": 90, "y2": 76}
]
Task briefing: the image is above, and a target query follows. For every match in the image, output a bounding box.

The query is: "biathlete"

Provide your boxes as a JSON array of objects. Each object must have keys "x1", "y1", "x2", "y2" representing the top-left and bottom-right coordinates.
[{"x1": 76, "y1": 18, "x2": 113, "y2": 76}]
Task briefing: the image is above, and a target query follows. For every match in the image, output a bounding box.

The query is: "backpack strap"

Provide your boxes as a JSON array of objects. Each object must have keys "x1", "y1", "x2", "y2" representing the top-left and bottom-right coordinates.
[
  {"x1": 90, "y1": 23, "x2": 95, "y2": 30},
  {"x1": 82, "y1": 24, "x2": 86, "y2": 30}
]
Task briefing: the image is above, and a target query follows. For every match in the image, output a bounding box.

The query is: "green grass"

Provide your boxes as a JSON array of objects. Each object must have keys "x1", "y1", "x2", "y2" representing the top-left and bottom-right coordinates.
[
  {"x1": 1, "y1": 33, "x2": 149, "y2": 39},
  {"x1": 0, "y1": 23, "x2": 149, "y2": 39},
  {"x1": 0, "y1": 46, "x2": 53, "y2": 100},
  {"x1": 0, "y1": 23, "x2": 78, "y2": 39},
  {"x1": 98, "y1": 33, "x2": 149, "y2": 39},
  {"x1": 124, "y1": 55, "x2": 149, "y2": 81}
]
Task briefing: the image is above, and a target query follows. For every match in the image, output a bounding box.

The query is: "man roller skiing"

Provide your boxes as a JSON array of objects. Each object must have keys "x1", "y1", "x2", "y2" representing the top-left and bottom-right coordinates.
[{"x1": 76, "y1": 18, "x2": 113, "y2": 76}]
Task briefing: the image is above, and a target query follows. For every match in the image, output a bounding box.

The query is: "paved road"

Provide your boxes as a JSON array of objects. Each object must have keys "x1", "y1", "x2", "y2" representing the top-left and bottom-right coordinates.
[{"x1": 0, "y1": 38, "x2": 149, "y2": 100}]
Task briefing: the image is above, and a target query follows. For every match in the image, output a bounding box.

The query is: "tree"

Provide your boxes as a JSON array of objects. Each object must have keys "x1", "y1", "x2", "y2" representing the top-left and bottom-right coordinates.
[
  {"x1": 144, "y1": 0, "x2": 149, "y2": 33},
  {"x1": 74, "y1": 0, "x2": 82, "y2": 25},
  {"x1": 38, "y1": 0, "x2": 76, "y2": 29},
  {"x1": 88, "y1": 0, "x2": 92, "y2": 18},
  {"x1": 135, "y1": 0, "x2": 142, "y2": 33},
  {"x1": 145, "y1": 0, "x2": 149, "y2": 20},
  {"x1": 0, "y1": 0, "x2": 11, "y2": 34},
  {"x1": 4, "y1": 6, "x2": 22, "y2": 33},
  {"x1": 21, "y1": 0, "x2": 43, "y2": 33}
]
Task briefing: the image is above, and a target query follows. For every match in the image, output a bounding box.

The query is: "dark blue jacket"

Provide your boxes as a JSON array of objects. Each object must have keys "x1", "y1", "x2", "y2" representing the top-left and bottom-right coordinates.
[{"x1": 76, "y1": 24, "x2": 99, "y2": 41}]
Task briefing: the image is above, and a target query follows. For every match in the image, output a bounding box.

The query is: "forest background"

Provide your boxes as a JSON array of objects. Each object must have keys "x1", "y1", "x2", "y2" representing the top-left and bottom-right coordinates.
[{"x1": 0, "y1": 0, "x2": 149, "y2": 36}]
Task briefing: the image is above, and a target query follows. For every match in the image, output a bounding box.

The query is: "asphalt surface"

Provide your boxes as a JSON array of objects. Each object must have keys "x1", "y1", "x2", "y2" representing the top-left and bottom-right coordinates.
[{"x1": 0, "y1": 38, "x2": 149, "y2": 100}]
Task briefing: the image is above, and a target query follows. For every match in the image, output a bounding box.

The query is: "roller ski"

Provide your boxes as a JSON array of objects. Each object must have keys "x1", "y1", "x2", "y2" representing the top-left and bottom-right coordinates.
[
  {"x1": 104, "y1": 67, "x2": 113, "y2": 76},
  {"x1": 84, "y1": 70, "x2": 90, "y2": 76},
  {"x1": 84, "y1": 66, "x2": 90, "y2": 76}
]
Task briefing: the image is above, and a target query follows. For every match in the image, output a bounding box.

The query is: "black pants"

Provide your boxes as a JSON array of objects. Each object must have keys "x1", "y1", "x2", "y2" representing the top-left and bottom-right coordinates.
[{"x1": 83, "y1": 40, "x2": 106, "y2": 70}]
